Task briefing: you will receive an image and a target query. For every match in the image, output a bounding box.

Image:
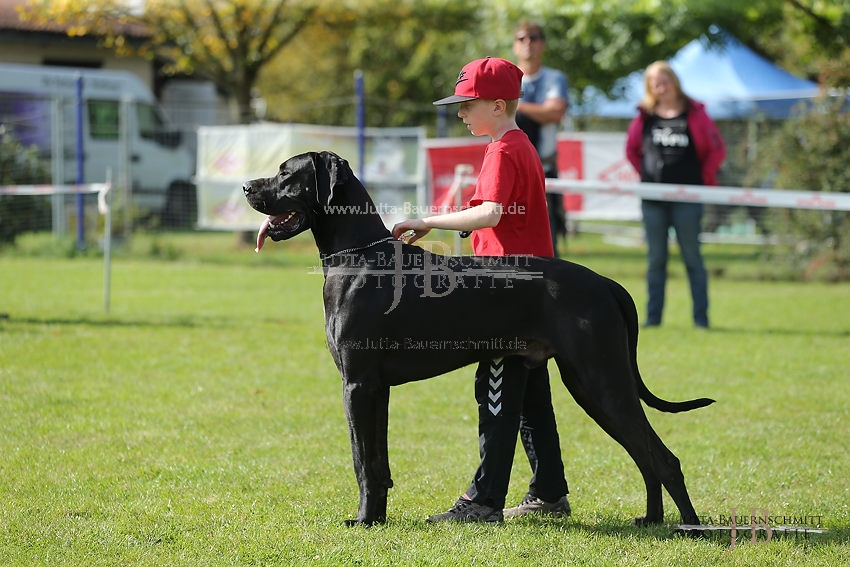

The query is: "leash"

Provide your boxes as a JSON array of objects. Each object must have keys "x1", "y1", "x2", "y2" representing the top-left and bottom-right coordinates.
[{"x1": 320, "y1": 236, "x2": 395, "y2": 261}]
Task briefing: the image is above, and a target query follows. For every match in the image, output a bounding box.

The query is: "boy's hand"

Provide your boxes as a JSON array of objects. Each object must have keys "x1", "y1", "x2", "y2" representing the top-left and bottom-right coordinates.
[{"x1": 392, "y1": 219, "x2": 431, "y2": 244}]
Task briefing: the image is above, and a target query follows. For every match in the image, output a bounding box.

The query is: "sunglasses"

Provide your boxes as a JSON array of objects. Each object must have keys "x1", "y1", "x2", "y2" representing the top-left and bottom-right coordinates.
[{"x1": 515, "y1": 34, "x2": 542, "y2": 43}]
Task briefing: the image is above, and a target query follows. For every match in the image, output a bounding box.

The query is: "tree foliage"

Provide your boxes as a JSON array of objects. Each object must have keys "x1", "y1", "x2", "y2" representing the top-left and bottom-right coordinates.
[
  {"x1": 473, "y1": 0, "x2": 846, "y2": 99},
  {"x1": 19, "y1": 0, "x2": 849, "y2": 128},
  {"x1": 261, "y1": 0, "x2": 848, "y2": 129},
  {"x1": 20, "y1": 0, "x2": 320, "y2": 123},
  {"x1": 258, "y1": 0, "x2": 480, "y2": 131},
  {"x1": 744, "y1": 91, "x2": 850, "y2": 280},
  {"x1": 0, "y1": 128, "x2": 51, "y2": 245}
]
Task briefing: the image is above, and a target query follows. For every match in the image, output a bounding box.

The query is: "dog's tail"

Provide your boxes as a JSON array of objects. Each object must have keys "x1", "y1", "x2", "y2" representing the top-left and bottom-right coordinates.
[
  {"x1": 639, "y1": 383, "x2": 716, "y2": 413},
  {"x1": 611, "y1": 279, "x2": 716, "y2": 414}
]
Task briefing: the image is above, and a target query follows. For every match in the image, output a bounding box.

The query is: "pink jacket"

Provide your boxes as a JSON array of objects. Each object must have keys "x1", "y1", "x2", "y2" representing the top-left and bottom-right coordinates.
[{"x1": 625, "y1": 100, "x2": 726, "y2": 186}]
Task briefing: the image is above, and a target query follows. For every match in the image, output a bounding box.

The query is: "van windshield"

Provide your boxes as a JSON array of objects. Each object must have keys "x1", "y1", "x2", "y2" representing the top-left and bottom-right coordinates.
[
  {"x1": 138, "y1": 102, "x2": 182, "y2": 148},
  {"x1": 137, "y1": 103, "x2": 164, "y2": 139}
]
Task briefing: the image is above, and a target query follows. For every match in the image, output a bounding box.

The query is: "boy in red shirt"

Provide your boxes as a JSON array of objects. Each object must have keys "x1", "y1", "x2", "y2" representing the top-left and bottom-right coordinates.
[{"x1": 392, "y1": 57, "x2": 569, "y2": 522}]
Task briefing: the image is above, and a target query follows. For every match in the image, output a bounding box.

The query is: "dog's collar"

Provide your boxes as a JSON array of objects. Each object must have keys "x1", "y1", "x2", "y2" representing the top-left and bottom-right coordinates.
[{"x1": 320, "y1": 236, "x2": 395, "y2": 261}]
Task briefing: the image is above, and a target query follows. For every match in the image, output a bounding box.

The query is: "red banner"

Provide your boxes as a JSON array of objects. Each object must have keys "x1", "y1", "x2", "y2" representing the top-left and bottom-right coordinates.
[
  {"x1": 424, "y1": 137, "x2": 585, "y2": 213},
  {"x1": 556, "y1": 139, "x2": 584, "y2": 211},
  {"x1": 425, "y1": 140, "x2": 488, "y2": 213}
]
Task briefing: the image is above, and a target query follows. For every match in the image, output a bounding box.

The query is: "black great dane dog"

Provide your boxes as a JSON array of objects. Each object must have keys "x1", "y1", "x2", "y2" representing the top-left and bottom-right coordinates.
[{"x1": 243, "y1": 151, "x2": 714, "y2": 527}]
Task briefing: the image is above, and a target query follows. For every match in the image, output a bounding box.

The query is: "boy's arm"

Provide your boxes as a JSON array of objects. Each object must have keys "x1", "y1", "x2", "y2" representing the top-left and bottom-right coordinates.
[{"x1": 392, "y1": 201, "x2": 502, "y2": 244}]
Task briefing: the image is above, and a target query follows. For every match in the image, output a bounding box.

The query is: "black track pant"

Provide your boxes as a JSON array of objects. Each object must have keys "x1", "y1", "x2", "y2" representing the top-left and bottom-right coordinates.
[{"x1": 464, "y1": 355, "x2": 568, "y2": 509}]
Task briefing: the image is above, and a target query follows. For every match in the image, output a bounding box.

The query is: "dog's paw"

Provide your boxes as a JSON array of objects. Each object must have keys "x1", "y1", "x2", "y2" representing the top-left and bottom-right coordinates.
[
  {"x1": 343, "y1": 516, "x2": 385, "y2": 528},
  {"x1": 633, "y1": 515, "x2": 663, "y2": 527},
  {"x1": 343, "y1": 519, "x2": 369, "y2": 528}
]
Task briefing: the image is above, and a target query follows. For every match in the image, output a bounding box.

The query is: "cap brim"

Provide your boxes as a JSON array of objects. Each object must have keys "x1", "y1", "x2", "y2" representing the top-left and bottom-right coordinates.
[{"x1": 432, "y1": 94, "x2": 478, "y2": 106}]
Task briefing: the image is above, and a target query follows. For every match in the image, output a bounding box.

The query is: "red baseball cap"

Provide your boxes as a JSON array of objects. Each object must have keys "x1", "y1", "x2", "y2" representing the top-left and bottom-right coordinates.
[{"x1": 433, "y1": 57, "x2": 524, "y2": 106}]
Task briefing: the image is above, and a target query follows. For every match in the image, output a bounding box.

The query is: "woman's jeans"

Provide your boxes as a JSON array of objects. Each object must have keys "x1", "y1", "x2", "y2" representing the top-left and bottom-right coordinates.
[{"x1": 641, "y1": 200, "x2": 709, "y2": 327}]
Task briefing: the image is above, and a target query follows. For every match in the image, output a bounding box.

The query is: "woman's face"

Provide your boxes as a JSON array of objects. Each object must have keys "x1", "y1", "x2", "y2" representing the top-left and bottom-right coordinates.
[{"x1": 647, "y1": 70, "x2": 676, "y2": 105}]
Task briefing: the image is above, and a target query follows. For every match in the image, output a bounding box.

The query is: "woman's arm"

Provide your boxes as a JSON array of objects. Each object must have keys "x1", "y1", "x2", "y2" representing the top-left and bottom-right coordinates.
[
  {"x1": 625, "y1": 113, "x2": 645, "y2": 175},
  {"x1": 690, "y1": 109, "x2": 727, "y2": 186}
]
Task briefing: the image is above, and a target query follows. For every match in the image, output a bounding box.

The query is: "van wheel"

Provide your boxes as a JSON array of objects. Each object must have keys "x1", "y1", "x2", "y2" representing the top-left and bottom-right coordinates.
[{"x1": 163, "y1": 181, "x2": 197, "y2": 229}]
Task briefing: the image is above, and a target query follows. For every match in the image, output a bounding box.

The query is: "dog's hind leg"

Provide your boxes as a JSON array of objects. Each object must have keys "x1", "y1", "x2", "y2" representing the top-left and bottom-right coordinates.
[
  {"x1": 593, "y1": 415, "x2": 679, "y2": 525},
  {"x1": 554, "y1": 356, "x2": 699, "y2": 526},
  {"x1": 628, "y1": 426, "x2": 700, "y2": 526},
  {"x1": 635, "y1": 466, "x2": 664, "y2": 526},
  {"x1": 642, "y1": 428, "x2": 700, "y2": 526},
  {"x1": 625, "y1": 427, "x2": 690, "y2": 525},
  {"x1": 341, "y1": 379, "x2": 392, "y2": 526}
]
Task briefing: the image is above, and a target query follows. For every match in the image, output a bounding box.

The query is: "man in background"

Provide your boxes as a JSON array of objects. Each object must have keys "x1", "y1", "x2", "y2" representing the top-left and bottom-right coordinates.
[{"x1": 513, "y1": 19, "x2": 570, "y2": 256}]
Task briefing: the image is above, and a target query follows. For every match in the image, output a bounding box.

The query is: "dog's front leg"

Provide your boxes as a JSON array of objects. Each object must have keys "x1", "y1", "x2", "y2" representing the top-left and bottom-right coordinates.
[{"x1": 341, "y1": 379, "x2": 392, "y2": 526}]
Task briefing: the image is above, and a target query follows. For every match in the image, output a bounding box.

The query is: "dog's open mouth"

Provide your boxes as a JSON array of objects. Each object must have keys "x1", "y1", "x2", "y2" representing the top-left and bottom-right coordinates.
[{"x1": 255, "y1": 211, "x2": 305, "y2": 252}]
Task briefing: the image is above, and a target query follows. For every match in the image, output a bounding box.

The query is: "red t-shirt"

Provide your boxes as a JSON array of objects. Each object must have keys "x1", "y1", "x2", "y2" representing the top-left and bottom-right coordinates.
[{"x1": 468, "y1": 129, "x2": 554, "y2": 257}]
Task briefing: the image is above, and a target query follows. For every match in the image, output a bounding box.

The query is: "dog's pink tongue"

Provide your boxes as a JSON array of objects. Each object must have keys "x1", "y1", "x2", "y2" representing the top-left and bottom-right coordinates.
[{"x1": 255, "y1": 216, "x2": 272, "y2": 253}]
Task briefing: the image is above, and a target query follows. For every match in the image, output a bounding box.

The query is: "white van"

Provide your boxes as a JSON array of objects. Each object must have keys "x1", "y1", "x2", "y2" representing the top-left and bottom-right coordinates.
[{"x1": 0, "y1": 63, "x2": 195, "y2": 224}]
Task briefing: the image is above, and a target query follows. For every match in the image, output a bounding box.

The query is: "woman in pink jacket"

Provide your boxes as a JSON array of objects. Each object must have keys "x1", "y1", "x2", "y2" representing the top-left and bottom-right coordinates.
[{"x1": 626, "y1": 60, "x2": 726, "y2": 329}]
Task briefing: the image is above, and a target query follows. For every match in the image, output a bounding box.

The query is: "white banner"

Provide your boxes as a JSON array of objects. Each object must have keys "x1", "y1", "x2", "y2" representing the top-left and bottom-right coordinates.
[{"x1": 195, "y1": 123, "x2": 425, "y2": 230}]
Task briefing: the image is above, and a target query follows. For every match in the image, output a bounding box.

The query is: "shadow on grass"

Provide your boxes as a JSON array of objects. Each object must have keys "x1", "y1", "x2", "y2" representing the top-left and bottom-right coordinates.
[
  {"x1": 522, "y1": 515, "x2": 846, "y2": 547},
  {"x1": 375, "y1": 512, "x2": 846, "y2": 549},
  {"x1": 0, "y1": 314, "x2": 244, "y2": 329},
  {"x1": 514, "y1": 515, "x2": 682, "y2": 540},
  {"x1": 404, "y1": 514, "x2": 680, "y2": 541},
  {"x1": 8, "y1": 313, "x2": 846, "y2": 338},
  {"x1": 699, "y1": 325, "x2": 850, "y2": 339}
]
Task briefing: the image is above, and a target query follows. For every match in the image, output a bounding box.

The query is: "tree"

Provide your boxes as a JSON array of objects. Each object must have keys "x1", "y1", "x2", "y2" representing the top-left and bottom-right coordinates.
[
  {"x1": 257, "y1": 0, "x2": 482, "y2": 133},
  {"x1": 736, "y1": 2, "x2": 850, "y2": 280},
  {"x1": 20, "y1": 0, "x2": 846, "y2": 130},
  {"x1": 20, "y1": 0, "x2": 320, "y2": 124},
  {"x1": 466, "y1": 0, "x2": 843, "y2": 105},
  {"x1": 466, "y1": 0, "x2": 793, "y2": 97},
  {"x1": 742, "y1": 93, "x2": 850, "y2": 281}
]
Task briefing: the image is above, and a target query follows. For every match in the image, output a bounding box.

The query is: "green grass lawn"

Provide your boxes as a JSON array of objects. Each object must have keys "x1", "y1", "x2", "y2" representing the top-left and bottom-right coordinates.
[{"x1": 1, "y1": 231, "x2": 848, "y2": 566}]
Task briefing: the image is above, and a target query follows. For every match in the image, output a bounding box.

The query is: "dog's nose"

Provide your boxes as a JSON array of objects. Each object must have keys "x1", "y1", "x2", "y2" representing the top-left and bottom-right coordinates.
[{"x1": 242, "y1": 183, "x2": 252, "y2": 195}]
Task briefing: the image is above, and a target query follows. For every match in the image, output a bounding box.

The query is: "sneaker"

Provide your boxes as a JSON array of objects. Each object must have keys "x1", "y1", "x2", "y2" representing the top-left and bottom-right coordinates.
[
  {"x1": 503, "y1": 494, "x2": 571, "y2": 519},
  {"x1": 426, "y1": 497, "x2": 503, "y2": 523}
]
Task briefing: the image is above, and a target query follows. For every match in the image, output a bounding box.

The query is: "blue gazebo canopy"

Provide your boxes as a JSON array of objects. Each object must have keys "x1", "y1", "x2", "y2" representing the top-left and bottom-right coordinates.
[{"x1": 580, "y1": 31, "x2": 821, "y2": 120}]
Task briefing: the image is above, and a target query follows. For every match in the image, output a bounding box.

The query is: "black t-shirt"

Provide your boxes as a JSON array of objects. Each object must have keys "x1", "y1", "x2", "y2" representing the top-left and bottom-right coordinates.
[{"x1": 640, "y1": 112, "x2": 703, "y2": 185}]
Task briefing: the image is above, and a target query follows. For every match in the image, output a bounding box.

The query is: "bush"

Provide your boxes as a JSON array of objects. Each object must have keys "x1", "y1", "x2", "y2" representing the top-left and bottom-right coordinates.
[
  {"x1": 746, "y1": 93, "x2": 850, "y2": 280},
  {"x1": 0, "y1": 126, "x2": 51, "y2": 245}
]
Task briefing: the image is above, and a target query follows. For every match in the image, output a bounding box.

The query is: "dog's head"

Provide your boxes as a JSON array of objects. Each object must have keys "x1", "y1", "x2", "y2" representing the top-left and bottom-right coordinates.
[{"x1": 243, "y1": 151, "x2": 351, "y2": 245}]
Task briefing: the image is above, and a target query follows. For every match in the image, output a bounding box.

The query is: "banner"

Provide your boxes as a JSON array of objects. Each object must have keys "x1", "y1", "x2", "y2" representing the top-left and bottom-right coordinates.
[
  {"x1": 423, "y1": 138, "x2": 488, "y2": 213},
  {"x1": 569, "y1": 132, "x2": 641, "y2": 220},
  {"x1": 196, "y1": 123, "x2": 425, "y2": 230},
  {"x1": 423, "y1": 132, "x2": 639, "y2": 220}
]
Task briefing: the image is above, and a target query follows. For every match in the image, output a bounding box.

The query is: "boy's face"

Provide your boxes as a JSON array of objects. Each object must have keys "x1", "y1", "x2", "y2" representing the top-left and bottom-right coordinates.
[{"x1": 457, "y1": 99, "x2": 499, "y2": 137}]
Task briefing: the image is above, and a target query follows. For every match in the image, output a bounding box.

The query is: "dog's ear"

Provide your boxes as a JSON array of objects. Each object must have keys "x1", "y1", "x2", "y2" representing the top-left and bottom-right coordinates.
[{"x1": 316, "y1": 151, "x2": 353, "y2": 206}]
